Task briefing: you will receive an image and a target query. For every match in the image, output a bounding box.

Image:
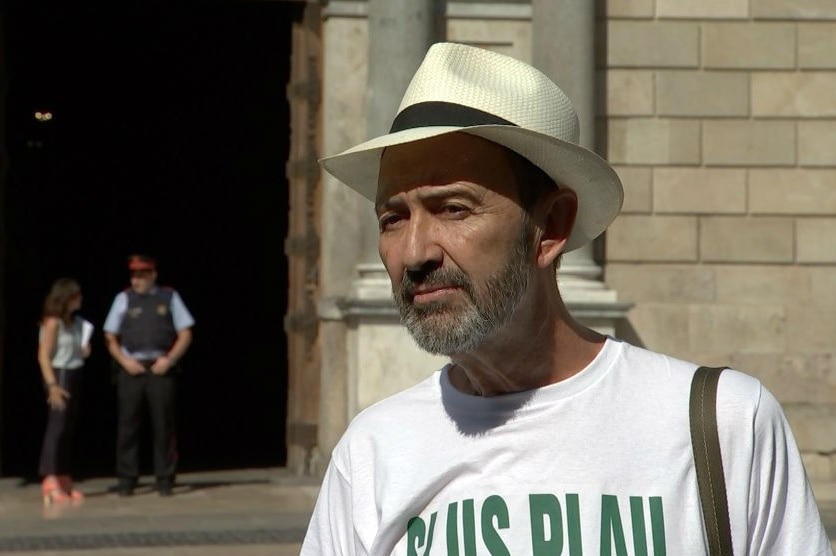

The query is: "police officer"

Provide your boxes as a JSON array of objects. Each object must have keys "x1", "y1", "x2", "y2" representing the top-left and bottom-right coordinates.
[{"x1": 103, "y1": 254, "x2": 194, "y2": 497}]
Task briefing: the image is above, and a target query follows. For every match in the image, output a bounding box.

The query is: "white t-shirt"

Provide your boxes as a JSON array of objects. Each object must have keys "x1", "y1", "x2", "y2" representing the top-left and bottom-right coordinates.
[{"x1": 301, "y1": 338, "x2": 832, "y2": 555}]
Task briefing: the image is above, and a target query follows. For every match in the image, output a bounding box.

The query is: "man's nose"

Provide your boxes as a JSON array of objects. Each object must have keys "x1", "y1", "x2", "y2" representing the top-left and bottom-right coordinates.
[{"x1": 401, "y1": 215, "x2": 443, "y2": 272}]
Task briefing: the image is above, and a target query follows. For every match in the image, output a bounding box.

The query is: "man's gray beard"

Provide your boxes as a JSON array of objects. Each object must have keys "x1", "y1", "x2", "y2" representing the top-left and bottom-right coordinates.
[{"x1": 394, "y1": 224, "x2": 532, "y2": 356}]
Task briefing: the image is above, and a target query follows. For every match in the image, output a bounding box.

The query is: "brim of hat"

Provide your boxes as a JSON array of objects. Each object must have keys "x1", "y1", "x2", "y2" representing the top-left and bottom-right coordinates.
[{"x1": 319, "y1": 125, "x2": 623, "y2": 252}]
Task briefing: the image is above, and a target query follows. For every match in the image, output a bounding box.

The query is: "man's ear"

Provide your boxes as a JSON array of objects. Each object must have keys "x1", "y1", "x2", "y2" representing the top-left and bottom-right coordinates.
[{"x1": 534, "y1": 188, "x2": 578, "y2": 269}]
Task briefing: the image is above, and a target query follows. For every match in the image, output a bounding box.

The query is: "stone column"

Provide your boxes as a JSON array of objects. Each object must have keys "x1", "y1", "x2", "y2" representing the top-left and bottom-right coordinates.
[
  {"x1": 343, "y1": 0, "x2": 449, "y2": 417},
  {"x1": 353, "y1": 0, "x2": 442, "y2": 297},
  {"x1": 357, "y1": 0, "x2": 442, "y2": 269},
  {"x1": 532, "y1": 0, "x2": 630, "y2": 334}
]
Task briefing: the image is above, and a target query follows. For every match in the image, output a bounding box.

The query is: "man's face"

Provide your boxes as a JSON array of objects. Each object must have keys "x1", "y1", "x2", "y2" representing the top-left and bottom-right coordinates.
[
  {"x1": 376, "y1": 133, "x2": 534, "y2": 355},
  {"x1": 129, "y1": 269, "x2": 157, "y2": 294}
]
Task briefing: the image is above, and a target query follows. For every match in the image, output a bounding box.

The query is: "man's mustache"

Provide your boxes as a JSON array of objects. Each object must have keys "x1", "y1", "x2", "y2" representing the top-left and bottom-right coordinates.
[{"x1": 398, "y1": 267, "x2": 472, "y2": 301}]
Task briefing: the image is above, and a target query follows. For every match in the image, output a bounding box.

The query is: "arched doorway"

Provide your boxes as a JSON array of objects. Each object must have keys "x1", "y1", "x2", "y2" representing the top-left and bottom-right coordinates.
[{"x1": 1, "y1": 0, "x2": 306, "y2": 480}]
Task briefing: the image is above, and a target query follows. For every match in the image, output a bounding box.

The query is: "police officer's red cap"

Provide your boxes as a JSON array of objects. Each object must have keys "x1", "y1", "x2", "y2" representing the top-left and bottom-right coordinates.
[{"x1": 127, "y1": 254, "x2": 156, "y2": 271}]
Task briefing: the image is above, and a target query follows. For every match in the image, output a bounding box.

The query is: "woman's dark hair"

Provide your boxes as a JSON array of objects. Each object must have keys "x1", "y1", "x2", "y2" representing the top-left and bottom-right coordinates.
[{"x1": 42, "y1": 277, "x2": 81, "y2": 324}]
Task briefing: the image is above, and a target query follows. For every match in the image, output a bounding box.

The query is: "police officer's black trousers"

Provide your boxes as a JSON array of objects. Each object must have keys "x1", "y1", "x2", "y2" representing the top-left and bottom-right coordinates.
[{"x1": 116, "y1": 369, "x2": 177, "y2": 481}]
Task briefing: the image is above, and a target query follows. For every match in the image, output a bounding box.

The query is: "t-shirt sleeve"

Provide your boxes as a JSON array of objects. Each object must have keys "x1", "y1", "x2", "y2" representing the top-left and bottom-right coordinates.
[
  {"x1": 300, "y1": 452, "x2": 360, "y2": 556},
  {"x1": 169, "y1": 291, "x2": 195, "y2": 331},
  {"x1": 745, "y1": 384, "x2": 832, "y2": 554},
  {"x1": 102, "y1": 292, "x2": 128, "y2": 334}
]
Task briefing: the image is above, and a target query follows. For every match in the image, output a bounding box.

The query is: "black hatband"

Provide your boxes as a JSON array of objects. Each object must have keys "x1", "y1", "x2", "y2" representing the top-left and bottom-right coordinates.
[{"x1": 389, "y1": 101, "x2": 515, "y2": 133}]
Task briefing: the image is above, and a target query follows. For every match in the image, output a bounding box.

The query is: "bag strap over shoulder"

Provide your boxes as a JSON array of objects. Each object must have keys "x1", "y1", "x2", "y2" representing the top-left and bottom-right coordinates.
[{"x1": 689, "y1": 366, "x2": 734, "y2": 556}]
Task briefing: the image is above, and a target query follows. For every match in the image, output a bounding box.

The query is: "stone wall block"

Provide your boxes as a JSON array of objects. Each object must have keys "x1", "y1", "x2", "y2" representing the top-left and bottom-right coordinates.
[
  {"x1": 606, "y1": 263, "x2": 715, "y2": 303},
  {"x1": 796, "y1": 218, "x2": 836, "y2": 263},
  {"x1": 799, "y1": 23, "x2": 836, "y2": 68},
  {"x1": 714, "y1": 265, "x2": 810, "y2": 305},
  {"x1": 657, "y1": 70, "x2": 749, "y2": 117},
  {"x1": 700, "y1": 216, "x2": 794, "y2": 263},
  {"x1": 613, "y1": 165, "x2": 652, "y2": 213},
  {"x1": 654, "y1": 167, "x2": 746, "y2": 214},
  {"x1": 447, "y1": 20, "x2": 531, "y2": 60},
  {"x1": 803, "y1": 453, "x2": 832, "y2": 481},
  {"x1": 703, "y1": 120, "x2": 795, "y2": 166},
  {"x1": 607, "y1": 70, "x2": 654, "y2": 116},
  {"x1": 608, "y1": 118, "x2": 701, "y2": 165},
  {"x1": 356, "y1": 323, "x2": 449, "y2": 411},
  {"x1": 788, "y1": 305, "x2": 836, "y2": 352},
  {"x1": 752, "y1": 72, "x2": 836, "y2": 117},
  {"x1": 703, "y1": 22, "x2": 795, "y2": 69},
  {"x1": 622, "y1": 303, "x2": 690, "y2": 355},
  {"x1": 783, "y1": 404, "x2": 836, "y2": 454},
  {"x1": 671, "y1": 350, "x2": 737, "y2": 370},
  {"x1": 605, "y1": 0, "x2": 654, "y2": 18},
  {"x1": 606, "y1": 215, "x2": 698, "y2": 261},
  {"x1": 799, "y1": 122, "x2": 836, "y2": 166},
  {"x1": 809, "y1": 267, "x2": 836, "y2": 307},
  {"x1": 690, "y1": 304, "x2": 787, "y2": 353},
  {"x1": 607, "y1": 21, "x2": 699, "y2": 67},
  {"x1": 750, "y1": 169, "x2": 836, "y2": 214},
  {"x1": 657, "y1": 0, "x2": 749, "y2": 19},
  {"x1": 753, "y1": 0, "x2": 836, "y2": 20},
  {"x1": 730, "y1": 353, "x2": 836, "y2": 405}
]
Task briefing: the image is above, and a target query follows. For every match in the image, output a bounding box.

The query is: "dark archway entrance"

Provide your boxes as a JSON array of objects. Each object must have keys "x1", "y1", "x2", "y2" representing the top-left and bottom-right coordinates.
[{"x1": 1, "y1": 1, "x2": 303, "y2": 479}]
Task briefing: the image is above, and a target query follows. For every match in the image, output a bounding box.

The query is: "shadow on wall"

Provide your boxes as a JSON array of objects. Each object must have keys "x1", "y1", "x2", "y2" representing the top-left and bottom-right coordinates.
[{"x1": 616, "y1": 318, "x2": 645, "y2": 348}]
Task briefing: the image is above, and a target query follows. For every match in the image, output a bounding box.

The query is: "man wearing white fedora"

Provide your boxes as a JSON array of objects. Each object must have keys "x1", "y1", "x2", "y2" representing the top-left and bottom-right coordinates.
[{"x1": 301, "y1": 42, "x2": 831, "y2": 555}]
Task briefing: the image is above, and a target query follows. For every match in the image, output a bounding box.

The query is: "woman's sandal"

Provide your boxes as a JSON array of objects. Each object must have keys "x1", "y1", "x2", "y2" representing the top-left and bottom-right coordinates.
[
  {"x1": 58, "y1": 475, "x2": 84, "y2": 503},
  {"x1": 41, "y1": 476, "x2": 71, "y2": 506}
]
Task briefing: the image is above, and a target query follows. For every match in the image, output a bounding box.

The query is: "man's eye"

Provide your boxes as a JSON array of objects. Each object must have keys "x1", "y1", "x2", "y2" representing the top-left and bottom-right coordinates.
[
  {"x1": 441, "y1": 204, "x2": 468, "y2": 216},
  {"x1": 379, "y1": 214, "x2": 403, "y2": 230}
]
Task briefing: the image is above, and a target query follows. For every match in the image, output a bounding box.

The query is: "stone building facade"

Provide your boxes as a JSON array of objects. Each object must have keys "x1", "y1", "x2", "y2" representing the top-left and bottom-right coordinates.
[
  {"x1": 285, "y1": 0, "x2": 836, "y2": 480},
  {"x1": 603, "y1": 0, "x2": 836, "y2": 480}
]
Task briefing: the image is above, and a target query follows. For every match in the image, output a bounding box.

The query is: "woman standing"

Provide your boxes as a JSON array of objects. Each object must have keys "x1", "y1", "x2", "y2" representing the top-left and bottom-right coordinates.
[{"x1": 37, "y1": 277, "x2": 91, "y2": 506}]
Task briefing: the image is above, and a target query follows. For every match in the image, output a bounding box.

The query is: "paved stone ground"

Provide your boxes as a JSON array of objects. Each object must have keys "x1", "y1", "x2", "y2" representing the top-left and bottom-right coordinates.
[
  {"x1": 1, "y1": 469, "x2": 835, "y2": 555},
  {"x1": 0, "y1": 468, "x2": 317, "y2": 556}
]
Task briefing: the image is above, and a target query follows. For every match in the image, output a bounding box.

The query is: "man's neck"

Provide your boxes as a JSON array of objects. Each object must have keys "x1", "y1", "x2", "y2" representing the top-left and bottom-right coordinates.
[{"x1": 448, "y1": 291, "x2": 606, "y2": 397}]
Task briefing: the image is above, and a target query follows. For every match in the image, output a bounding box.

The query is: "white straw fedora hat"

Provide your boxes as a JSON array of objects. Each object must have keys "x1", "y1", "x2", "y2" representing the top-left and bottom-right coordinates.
[{"x1": 319, "y1": 42, "x2": 624, "y2": 252}]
